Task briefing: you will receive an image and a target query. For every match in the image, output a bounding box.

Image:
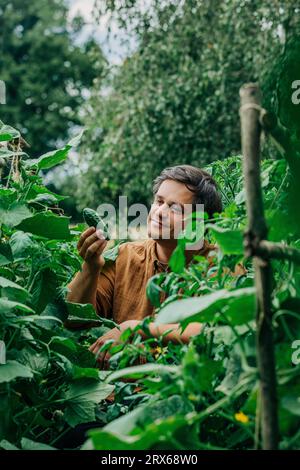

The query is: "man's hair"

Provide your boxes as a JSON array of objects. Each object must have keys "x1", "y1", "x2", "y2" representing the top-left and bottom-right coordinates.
[{"x1": 152, "y1": 164, "x2": 222, "y2": 218}]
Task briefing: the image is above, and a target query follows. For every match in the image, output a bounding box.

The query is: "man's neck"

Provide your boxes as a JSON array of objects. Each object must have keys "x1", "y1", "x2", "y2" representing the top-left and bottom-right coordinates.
[
  {"x1": 154, "y1": 240, "x2": 201, "y2": 265},
  {"x1": 154, "y1": 241, "x2": 175, "y2": 264}
]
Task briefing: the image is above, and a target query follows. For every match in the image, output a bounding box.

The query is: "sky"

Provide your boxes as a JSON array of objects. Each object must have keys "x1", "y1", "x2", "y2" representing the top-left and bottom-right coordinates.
[{"x1": 67, "y1": 0, "x2": 137, "y2": 65}]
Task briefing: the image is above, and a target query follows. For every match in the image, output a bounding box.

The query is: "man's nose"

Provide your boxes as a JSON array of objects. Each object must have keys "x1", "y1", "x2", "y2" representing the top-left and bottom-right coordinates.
[{"x1": 156, "y1": 203, "x2": 170, "y2": 219}]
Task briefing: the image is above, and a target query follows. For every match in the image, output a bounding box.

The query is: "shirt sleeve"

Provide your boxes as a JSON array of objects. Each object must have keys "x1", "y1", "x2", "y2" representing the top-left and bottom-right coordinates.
[{"x1": 95, "y1": 261, "x2": 116, "y2": 319}]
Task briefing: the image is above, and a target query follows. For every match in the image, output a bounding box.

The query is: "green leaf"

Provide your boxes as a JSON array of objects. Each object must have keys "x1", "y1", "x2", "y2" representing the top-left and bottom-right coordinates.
[
  {"x1": 64, "y1": 400, "x2": 96, "y2": 428},
  {"x1": 137, "y1": 395, "x2": 193, "y2": 428},
  {"x1": 86, "y1": 412, "x2": 193, "y2": 450},
  {"x1": 103, "y1": 243, "x2": 121, "y2": 262},
  {"x1": 16, "y1": 212, "x2": 71, "y2": 240},
  {"x1": 0, "y1": 276, "x2": 29, "y2": 303},
  {"x1": 0, "y1": 440, "x2": 20, "y2": 450},
  {"x1": 207, "y1": 225, "x2": 244, "y2": 255},
  {"x1": 41, "y1": 300, "x2": 68, "y2": 324},
  {"x1": 0, "y1": 242, "x2": 13, "y2": 266},
  {"x1": 25, "y1": 184, "x2": 68, "y2": 202},
  {"x1": 67, "y1": 128, "x2": 85, "y2": 147},
  {"x1": 9, "y1": 231, "x2": 36, "y2": 259},
  {"x1": 24, "y1": 146, "x2": 70, "y2": 171},
  {"x1": 0, "y1": 360, "x2": 33, "y2": 383},
  {"x1": 146, "y1": 274, "x2": 164, "y2": 307},
  {"x1": 64, "y1": 380, "x2": 114, "y2": 427},
  {"x1": 23, "y1": 130, "x2": 84, "y2": 170},
  {"x1": 0, "y1": 298, "x2": 34, "y2": 316},
  {"x1": 18, "y1": 348, "x2": 49, "y2": 374},
  {"x1": 168, "y1": 243, "x2": 186, "y2": 274},
  {"x1": 65, "y1": 380, "x2": 114, "y2": 403},
  {"x1": 71, "y1": 366, "x2": 100, "y2": 381},
  {"x1": 216, "y1": 353, "x2": 243, "y2": 395},
  {"x1": 281, "y1": 395, "x2": 300, "y2": 416},
  {"x1": 66, "y1": 302, "x2": 99, "y2": 321},
  {"x1": 182, "y1": 345, "x2": 222, "y2": 393},
  {"x1": 155, "y1": 288, "x2": 256, "y2": 327},
  {"x1": 0, "y1": 201, "x2": 32, "y2": 228},
  {"x1": 0, "y1": 121, "x2": 20, "y2": 142},
  {"x1": 21, "y1": 438, "x2": 56, "y2": 450},
  {"x1": 105, "y1": 363, "x2": 177, "y2": 383},
  {"x1": 30, "y1": 268, "x2": 58, "y2": 314}
]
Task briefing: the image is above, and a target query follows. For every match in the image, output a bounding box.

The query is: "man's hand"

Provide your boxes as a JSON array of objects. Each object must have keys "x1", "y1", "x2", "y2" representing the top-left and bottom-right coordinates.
[
  {"x1": 89, "y1": 320, "x2": 140, "y2": 369},
  {"x1": 89, "y1": 319, "x2": 203, "y2": 369},
  {"x1": 77, "y1": 226, "x2": 108, "y2": 273}
]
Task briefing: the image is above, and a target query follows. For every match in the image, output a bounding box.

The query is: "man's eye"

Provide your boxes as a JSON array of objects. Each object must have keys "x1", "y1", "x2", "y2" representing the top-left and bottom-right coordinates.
[
  {"x1": 155, "y1": 199, "x2": 163, "y2": 205},
  {"x1": 171, "y1": 204, "x2": 182, "y2": 214}
]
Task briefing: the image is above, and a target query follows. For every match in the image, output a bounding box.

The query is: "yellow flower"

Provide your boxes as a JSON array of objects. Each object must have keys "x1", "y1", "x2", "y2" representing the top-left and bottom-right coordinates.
[{"x1": 235, "y1": 411, "x2": 249, "y2": 424}]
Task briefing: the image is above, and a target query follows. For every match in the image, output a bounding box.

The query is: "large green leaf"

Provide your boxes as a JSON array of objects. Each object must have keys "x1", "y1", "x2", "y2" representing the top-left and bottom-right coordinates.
[
  {"x1": 64, "y1": 380, "x2": 114, "y2": 427},
  {"x1": 182, "y1": 345, "x2": 222, "y2": 393},
  {"x1": 25, "y1": 184, "x2": 68, "y2": 202},
  {"x1": 155, "y1": 288, "x2": 256, "y2": 327},
  {"x1": 23, "y1": 130, "x2": 84, "y2": 170},
  {"x1": 65, "y1": 380, "x2": 114, "y2": 403},
  {"x1": 0, "y1": 298, "x2": 34, "y2": 316},
  {"x1": 281, "y1": 395, "x2": 300, "y2": 416},
  {"x1": 24, "y1": 146, "x2": 70, "y2": 171},
  {"x1": 0, "y1": 360, "x2": 33, "y2": 383},
  {"x1": 168, "y1": 243, "x2": 186, "y2": 274},
  {"x1": 16, "y1": 212, "x2": 71, "y2": 240},
  {"x1": 20, "y1": 438, "x2": 56, "y2": 450},
  {"x1": 0, "y1": 440, "x2": 19, "y2": 450},
  {"x1": 30, "y1": 268, "x2": 58, "y2": 314},
  {"x1": 0, "y1": 121, "x2": 20, "y2": 142},
  {"x1": 9, "y1": 231, "x2": 36, "y2": 259},
  {"x1": 85, "y1": 412, "x2": 194, "y2": 450},
  {"x1": 105, "y1": 363, "x2": 177, "y2": 383},
  {"x1": 0, "y1": 276, "x2": 29, "y2": 303},
  {"x1": 66, "y1": 302, "x2": 99, "y2": 320},
  {"x1": 0, "y1": 242, "x2": 13, "y2": 266},
  {"x1": 207, "y1": 225, "x2": 244, "y2": 255},
  {"x1": 0, "y1": 201, "x2": 32, "y2": 228},
  {"x1": 146, "y1": 274, "x2": 164, "y2": 307},
  {"x1": 17, "y1": 347, "x2": 49, "y2": 375}
]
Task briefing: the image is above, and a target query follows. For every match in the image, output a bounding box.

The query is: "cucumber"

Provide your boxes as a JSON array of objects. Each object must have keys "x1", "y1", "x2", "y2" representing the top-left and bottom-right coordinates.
[{"x1": 82, "y1": 208, "x2": 110, "y2": 239}]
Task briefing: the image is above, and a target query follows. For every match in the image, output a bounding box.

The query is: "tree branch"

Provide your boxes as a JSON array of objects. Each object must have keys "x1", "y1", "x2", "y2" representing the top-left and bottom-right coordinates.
[
  {"x1": 244, "y1": 238, "x2": 300, "y2": 265},
  {"x1": 240, "y1": 83, "x2": 279, "y2": 450}
]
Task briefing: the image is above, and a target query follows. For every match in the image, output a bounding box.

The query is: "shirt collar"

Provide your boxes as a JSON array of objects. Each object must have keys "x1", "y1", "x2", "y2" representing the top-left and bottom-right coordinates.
[{"x1": 150, "y1": 238, "x2": 211, "y2": 272}]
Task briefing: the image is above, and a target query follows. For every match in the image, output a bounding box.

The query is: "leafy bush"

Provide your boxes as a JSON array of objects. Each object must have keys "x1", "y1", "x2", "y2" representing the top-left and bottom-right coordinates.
[{"x1": 1, "y1": 113, "x2": 300, "y2": 450}]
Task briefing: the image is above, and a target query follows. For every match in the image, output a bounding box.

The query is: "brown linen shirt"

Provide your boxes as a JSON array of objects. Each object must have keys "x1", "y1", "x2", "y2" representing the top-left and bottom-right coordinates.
[{"x1": 96, "y1": 238, "x2": 216, "y2": 324}]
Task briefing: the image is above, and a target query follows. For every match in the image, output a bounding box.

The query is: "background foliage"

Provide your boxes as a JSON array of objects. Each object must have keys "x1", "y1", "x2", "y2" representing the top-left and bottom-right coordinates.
[
  {"x1": 0, "y1": 0, "x2": 106, "y2": 157},
  {"x1": 69, "y1": 0, "x2": 300, "y2": 211}
]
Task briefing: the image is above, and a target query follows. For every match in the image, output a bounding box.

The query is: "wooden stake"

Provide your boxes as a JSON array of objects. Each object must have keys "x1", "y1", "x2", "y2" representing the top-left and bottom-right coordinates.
[{"x1": 240, "y1": 83, "x2": 279, "y2": 450}]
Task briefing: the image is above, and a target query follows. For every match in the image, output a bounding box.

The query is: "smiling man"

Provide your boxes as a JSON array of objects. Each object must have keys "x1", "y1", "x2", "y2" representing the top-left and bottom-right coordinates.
[{"x1": 66, "y1": 165, "x2": 222, "y2": 366}]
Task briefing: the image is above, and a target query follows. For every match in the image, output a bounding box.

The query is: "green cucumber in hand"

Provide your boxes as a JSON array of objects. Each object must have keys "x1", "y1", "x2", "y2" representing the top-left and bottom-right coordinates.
[{"x1": 82, "y1": 208, "x2": 110, "y2": 240}]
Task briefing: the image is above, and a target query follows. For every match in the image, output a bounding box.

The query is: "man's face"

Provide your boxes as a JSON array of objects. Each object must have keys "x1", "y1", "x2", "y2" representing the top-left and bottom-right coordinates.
[{"x1": 147, "y1": 179, "x2": 195, "y2": 241}]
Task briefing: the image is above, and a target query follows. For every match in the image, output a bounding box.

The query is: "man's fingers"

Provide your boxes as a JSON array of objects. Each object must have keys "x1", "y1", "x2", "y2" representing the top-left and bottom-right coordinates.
[
  {"x1": 95, "y1": 240, "x2": 107, "y2": 255},
  {"x1": 85, "y1": 239, "x2": 107, "y2": 260},
  {"x1": 79, "y1": 238, "x2": 106, "y2": 260},
  {"x1": 103, "y1": 352, "x2": 111, "y2": 370},
  {"x1": 77, "y1": 227, "x2": 95, "y2": 250},
  {"x1": 89, "y1": 339, "x2": 102, "y2": 354},
  {"x1": 79, "y1": 230, "x2": 104, "y2": 253}
]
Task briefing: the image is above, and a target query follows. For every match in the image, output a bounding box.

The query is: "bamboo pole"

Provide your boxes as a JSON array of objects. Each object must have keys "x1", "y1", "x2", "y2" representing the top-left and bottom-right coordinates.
[
  {"x1": 245, "y1": 239, "x2": 300, "y2": 265},
  {"x1": 240, "y1": 83, "x2": 279, "y2": 450}
]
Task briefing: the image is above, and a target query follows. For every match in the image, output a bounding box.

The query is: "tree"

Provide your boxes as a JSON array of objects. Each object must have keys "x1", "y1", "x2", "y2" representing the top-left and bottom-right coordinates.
[
  {"x1": 0, "y1": 0, "x2": 107, "y2": 156},
  {"x1": 72, "y1": 0, "x2": 299, "y2": 211}
]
